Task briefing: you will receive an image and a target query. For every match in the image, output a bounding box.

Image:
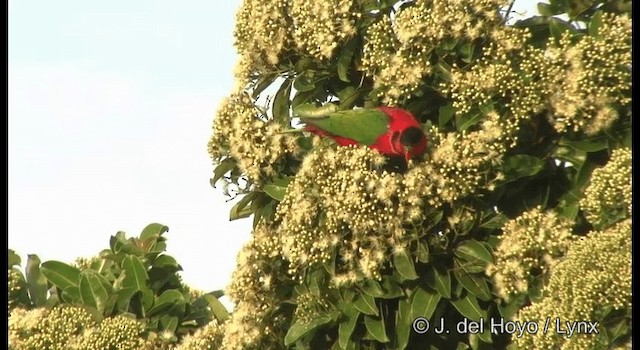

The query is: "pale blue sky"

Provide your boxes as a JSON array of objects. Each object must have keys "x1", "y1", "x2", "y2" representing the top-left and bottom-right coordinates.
[
  {"x1": 8, "y1": 1, "x2": 539, "y2": 306},
  {"x1": 8, "y1": 1, "x2": 247, "y2": 301}
]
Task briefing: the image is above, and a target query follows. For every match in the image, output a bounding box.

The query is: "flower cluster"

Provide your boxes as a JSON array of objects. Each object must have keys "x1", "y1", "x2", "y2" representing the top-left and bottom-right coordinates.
[
  {"x1": 486, "y1": 207, "x2": 574, "y2": 301},
  {"x1": 208, "y1": 93, "x2": 300, "y2": 184},
  {"x1": 400, "y1": 113, "x2": 506, "y2": 212},
  {"x1": 73, "y1": 315, "x2": 149, "y2": 350},
  {"x1": 580, "y1": 147, "x2": 632, "y2": 229},
  {"x1": 515, "y1": 219, "x2": 631, "y2": 349},
  {"x1": 233, "y1": 0, "x2": 291, "y2": 82},
  {"x1": 8, "y1": 269, "x2": 24, "y2": 310},
  {"x1": 174, "y1": 320, "x2": 225, "y2": 350},
  {"x1": 9, "y1": 306, "x2": 96, "y2": 349},
  {"x1": 222, "y1": 223, "x2": 288, "y2": 349},
  {"x1": 276, "y1": 145, "x2": 406, "y2": 283},
  {"x1": 233, "y1": 0, "x2": 361, "y2": 85},
  {"x1": 546, "y1": 14, "x2": 631, "y2": 135},
  {"x1": 8, "y1": 306, "x2": 156, "y2": 350},
  {"x1": 361, "y1": 0, "x2": 505, "y2": 104},
  {"x1": 290, "y1": 0, "x2": 359, "y2": 60},
  {"x1": 448, "y1": 13, "x2": 631, "y2": 141},
  {"x1": 446, "y1": 27, "x2": 550, "y2": 146}
]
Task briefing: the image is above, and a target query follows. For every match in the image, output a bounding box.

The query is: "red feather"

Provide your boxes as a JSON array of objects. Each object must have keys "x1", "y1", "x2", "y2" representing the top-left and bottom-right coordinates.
[{"x1": 304, "y1": 107, "x2": 426, "y2": 160}]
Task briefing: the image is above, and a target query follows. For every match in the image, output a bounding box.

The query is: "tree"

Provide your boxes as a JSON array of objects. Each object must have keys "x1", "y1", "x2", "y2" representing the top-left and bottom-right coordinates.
[{"x1": 207, "y1": 0, "x2": 631, "y2": 349}]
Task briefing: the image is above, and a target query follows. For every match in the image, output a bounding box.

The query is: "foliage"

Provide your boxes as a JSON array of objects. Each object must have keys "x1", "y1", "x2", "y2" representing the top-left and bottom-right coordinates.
[
  {"x1": 207, "y1": 0, "x2": 631, "y2": 349},
  {"x1": 8, "y1": 224, "x2": 230, "y2": 349}
]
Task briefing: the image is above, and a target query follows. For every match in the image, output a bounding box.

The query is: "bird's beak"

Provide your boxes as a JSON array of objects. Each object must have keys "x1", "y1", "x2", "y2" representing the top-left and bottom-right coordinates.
[{"x1": 404, "y1": 146, "x2": 412, "y2": 162}]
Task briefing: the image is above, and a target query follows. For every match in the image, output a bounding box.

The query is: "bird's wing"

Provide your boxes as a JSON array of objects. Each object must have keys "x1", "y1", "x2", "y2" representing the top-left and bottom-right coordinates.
[{"x1": 299, "y1": 108, "x2": 389, "y2": 145}]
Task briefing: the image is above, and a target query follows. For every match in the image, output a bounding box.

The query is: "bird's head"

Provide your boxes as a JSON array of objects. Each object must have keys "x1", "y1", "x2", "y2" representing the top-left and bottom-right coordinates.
[{"x1": 392, "y1": 126, "x2": 427, "y2": 161}]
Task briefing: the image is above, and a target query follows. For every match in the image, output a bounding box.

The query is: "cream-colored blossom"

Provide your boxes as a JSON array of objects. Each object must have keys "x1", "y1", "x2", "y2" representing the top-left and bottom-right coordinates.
[
  {"x1": 515, "y1": 219, "x2": 631, "y2": 349},
  {"x1": 580, "y1": 147, "x2": 632, "y2": 229},
  {"x1": 486, "y1": 207, "x2": 574, "y2": 301}
]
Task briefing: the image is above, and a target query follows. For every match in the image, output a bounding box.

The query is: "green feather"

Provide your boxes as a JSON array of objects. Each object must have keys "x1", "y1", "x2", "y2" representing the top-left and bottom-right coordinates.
[{"x1": 298, "y1": 108, "x2": 389, "y2": 145}]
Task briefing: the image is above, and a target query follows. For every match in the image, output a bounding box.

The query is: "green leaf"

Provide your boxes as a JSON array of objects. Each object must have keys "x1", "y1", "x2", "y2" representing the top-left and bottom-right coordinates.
[
  {"x1": 502, "y1": 154, "x2": 546, "y2": 181},
  {"x1": 395, "y1": 298, "x2": 411, "y2": 350},
  {"x1": 559, "y1": 135, "x2": 608, "y2": 153},
  {"x1": 148, "y1": 290, "x2": 184, "y2": 317},
  {"x1": 549, "y1": 18, "x2": 572, "y2": 41},
  {"x1": 160, "y1": 315, "x2": 179, "y2": 334},
  {"x1": 273, "y1": 79, "x2": 293, "y2": 124},
  {"x1": 293, "y1": 71, "x2": 318, "y2": 92},
  {"x1": 336, "y1": 86, "x2": 362, "y2": 109},
  {"x1": 338, "y1": 306, "x2": 360, "y2": 349},
  {"x1": 456, "y1": 112, "x2": 483, "y2": 131},
  {"x1": 554, "y1": 146, "x2": 587, "y2": 169},
  {"x1": 393, "y1": 251, "x2": 418, "y2": 281},
  {"x1": 453, "y1": 269, "x2": 491, "y2": 301},
  {"x1": 151, "y1": 255, "x2": 181, "y2": 271},
  {"x1": 79, "y1": 270, "x2": 111, "y2": 314},
  {"x1": 459, "y1": 41, "x2": 475, "y2": 62},
  {"x1": 498, "y1": 295, "x2": 526, "y2": 320},
  {"x1": 451, "y1": 294, "x2": 486, "y2": 322},
  {"x1": 537, "y1": 2, "x2": 563, "y2": 16},
  {"x1": 203, "y1": 293, "x2": 230, "y2": 323},
  {"x1": 454, "y1": 240, "x2": 493, "y2": 265},
  {"x1": 9, "y1": 249, "x2": 21, "y2": 268},
  {"x1": 410, "y1": 286, "x2": 441, "y2": 320},
  {"x1": 364, "y1": 315, "x2": 389, "y2": 343},
  {"x1": 426, "y1": 266, "x2": 451, "y2": 299},
  {"x1": 26, "y1": 255, "x2": 48, "y2": 306},
  {"x1": 379, "y1": 276, "x2": 404, "y2": 299},
  {"x1": 417, "y1": 241, "x2": 430, "y2": 264},
  {"x1": 252, "y1": 73, "x2": 277, "y2": 98},
  {"x1": 480, "y1": 211, "x2": 508, "y2": 230},
  {"x1": 109, "y1": 232, "x2": 143, "y2": 256},
  {"x1": 438, "y1": 104, "x2": 455, "y2": 129},
  {"x1": 121, "y1": 256, "x2": 149, "y2": 292},
  {"x1": 41, "y1": 260, "x2": 81, "y2": 299},
  {"x1": 229, "y1": 194, "x2": 255, "y2": 221},
  {"x1": 140, "y1": 223, "x2": 169, "y2": 241},
  {"x1": 230, "y1": 192, "x2": 257, "y2": 220},
  {"x1": 263, "y1": 178, "x2": 291, "y2": 201},
  {"x1": 353, "y1": 293, "x2": 378, "y2": 316},
  {"x1": 361, "y1": 279, "x2": 385, "y2": 298},
  {"x1": 284, "y1": 314, "x2": 333, "y2": 346},
  {"x1": 211, "y1": 158, "x2": 236, "y2": 188},
  {"x1": 441, "y1": 37, "x2": 458, "y2": 51},
  {"x1": 337, "y1": 39, "x2": 357, "y2": 82}
]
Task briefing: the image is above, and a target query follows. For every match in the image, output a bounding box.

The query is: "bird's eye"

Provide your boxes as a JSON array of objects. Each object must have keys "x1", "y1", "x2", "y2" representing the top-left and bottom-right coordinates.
[{"x1": 400, "y1": 127, "x2": 423, "y2": 146}]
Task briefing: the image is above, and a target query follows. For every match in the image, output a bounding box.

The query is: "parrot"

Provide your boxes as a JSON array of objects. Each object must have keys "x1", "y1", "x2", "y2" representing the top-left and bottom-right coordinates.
[{"x1": 292, "y1": 103, "x2": 427, "y2": 162}]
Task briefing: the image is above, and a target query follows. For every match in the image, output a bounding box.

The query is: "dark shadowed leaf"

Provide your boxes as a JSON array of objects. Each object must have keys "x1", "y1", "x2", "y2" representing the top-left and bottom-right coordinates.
[
  {"x1": 502, "y1": 154, "x2": 546, "y2": 181},
  {"x1": 364, "y1": 315, "x2": 389, "y2": 343},
  {"x1": 338, "y1": 305, "x2": 360, "y2": 349},
  {"x1": 410, "y1": 286, "x2": 441, "y2": 320},
  {"x1": 451, "y1": 294, "x2": 486, "y2": 321},
  {"x1": 393, "y1": 251, "x2": 418, "y2": 281},
  {"x1": 211, "y1": 158, "x2": 236, "y2": 188},
  {"x1": 426, "y1": 265, "x2": 451, "y2": 299},
  {"x1": 26, "y1": 255, "x2": 48, "y2": 306},
  {"x1": 273, "y1": 79, "x2": 293, "y2": 124},
  {"x1": 9, "y1": 249, "x2": 21, "y2": 268},
  {"x1": 284, "y1": 314, "x2": 333, "y2": 346},
  {"x1": 353, "y1": 293, "x2": 379, "y2": 316},
  {"x1": 453, "y1": 269, "x2": 491, "y2": 301}
]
